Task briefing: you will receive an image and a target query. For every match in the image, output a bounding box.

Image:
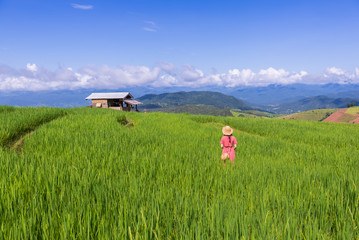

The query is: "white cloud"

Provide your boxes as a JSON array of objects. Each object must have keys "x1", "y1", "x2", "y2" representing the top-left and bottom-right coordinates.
[
  {"x1": 143, "y1": 27, "x2": 157, "y2": 32},
  {"x1": 326, "y1": 67, "x2": 347, "y2": 76},
  {"x1": 0, "y1": 63, "x2": 359, "y2": 91},
  {"x1": 200, "y1": 68, "x2": 308, "y2": 87},
  {"x1": 255, "y1": 68, "x2": 308, "y2": 86},
  {"x1": 322, "y1": 67, "x2": 356, "y2": 84},
  {"x1": 156, "y1": 62, "x2": 175, "y2": 73},
  {"x1": 180, "y1": 64, "x2": 204, "y2": 82},
  {"x1": 143, "y1": 21, "x2": 158, "y2": 32},
  {"x1": 144, "y1": 21, "x2": 156, "y2": 26},
  {"x1": 26, "y1": 63, "x2": 37, "y2": 72},
  {"x1": 71, "y1": 3, "x2": 93, "y2": 10}
]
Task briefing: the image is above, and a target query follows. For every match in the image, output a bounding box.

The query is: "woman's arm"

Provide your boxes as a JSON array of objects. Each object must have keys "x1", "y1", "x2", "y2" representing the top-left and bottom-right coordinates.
[
  {"x1": 221, "y1": 144, "x2": 224, "y2": 148},
  {"x1": 234, "y1": 144, "x2": 237, "y2": 149}
]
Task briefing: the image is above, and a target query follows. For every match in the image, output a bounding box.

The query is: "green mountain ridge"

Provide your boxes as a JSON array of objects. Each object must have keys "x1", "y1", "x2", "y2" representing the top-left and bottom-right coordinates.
[{"x1": 138, "y1": 91, "x2": 252, "y2": 110}]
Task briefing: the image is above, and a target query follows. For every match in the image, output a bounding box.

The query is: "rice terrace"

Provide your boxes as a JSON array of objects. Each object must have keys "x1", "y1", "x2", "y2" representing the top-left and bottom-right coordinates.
[
  {"x1": 1, "y1": 105, "x2": 359, "y2": 239},
  {"x1": 2, "y1": 1, "x2": 359, "y2": 239}
]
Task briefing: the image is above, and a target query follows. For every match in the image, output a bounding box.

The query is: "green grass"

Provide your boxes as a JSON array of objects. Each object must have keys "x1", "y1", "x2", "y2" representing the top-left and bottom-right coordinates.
[
  {"x1": 278, "y1": 109, "x2": 337, "y2": 121},
  {"x1": 0, "y1": 107, "x2": 67, "y2": 148},
  {"x1": 0, "y1": 107, "x2": 359, "y2": 239},
  {"x1": 148, "y1": 105, "x2": 233, "y2": 116},
  {"x1": 0, "y1": 105, "x2": 15, "y2": 113},
  {"x1": 346, "y1": 106, "x2": 359, "y2": 115}
]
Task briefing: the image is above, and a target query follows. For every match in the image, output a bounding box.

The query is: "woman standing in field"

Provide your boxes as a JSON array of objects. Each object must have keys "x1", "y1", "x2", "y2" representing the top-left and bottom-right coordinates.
[{"x1": 220, "y1": 126, "x2": 237, "y2": 166}]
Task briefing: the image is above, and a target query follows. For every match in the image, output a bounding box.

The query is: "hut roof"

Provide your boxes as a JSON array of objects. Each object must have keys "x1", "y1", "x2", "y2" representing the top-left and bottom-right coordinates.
[
  {"x1": 124, "y1": 99, "x2": 142, "y2": 105},
  {"x1": 85, "y1": 92, "x2": 134, "y2": 100}
]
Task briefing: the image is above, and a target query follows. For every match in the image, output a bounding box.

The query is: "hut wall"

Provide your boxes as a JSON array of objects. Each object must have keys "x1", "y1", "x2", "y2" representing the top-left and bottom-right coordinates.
[
  {"x1": 92, "y1": 99, "x2": 107, "y2": 104},
  {"x1": 92, "y1": 99, "x2": 108, "y2": 108}
]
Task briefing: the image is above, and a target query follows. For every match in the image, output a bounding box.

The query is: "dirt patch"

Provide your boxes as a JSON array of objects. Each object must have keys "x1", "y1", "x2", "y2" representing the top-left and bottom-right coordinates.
[
  {"x1": 323, "y1": 108, "x2": 359, "y2": 124},
  {"x1": 349, "y1": 117, "x2": 359, "y2": 124}
]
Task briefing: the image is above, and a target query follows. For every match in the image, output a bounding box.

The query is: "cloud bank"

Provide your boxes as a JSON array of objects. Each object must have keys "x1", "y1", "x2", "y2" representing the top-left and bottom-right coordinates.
[{"x1": 1, "y1": 63, "x2": 359, "y2": 91}]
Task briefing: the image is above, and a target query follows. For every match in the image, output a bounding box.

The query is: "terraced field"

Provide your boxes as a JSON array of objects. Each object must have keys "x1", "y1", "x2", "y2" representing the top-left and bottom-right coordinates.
[
  {"x1": 1, "y1": 107, "x2": 359, "y2": 239},
  {"x1": 323, "y1": 107, "x2": 359, "y2": 123},
  {"x1": 277, "y1": 109, "x2": 336, "y2": 121},
  {"x1": 346, "y1": 106, "x2": 359, "y2": 115}
]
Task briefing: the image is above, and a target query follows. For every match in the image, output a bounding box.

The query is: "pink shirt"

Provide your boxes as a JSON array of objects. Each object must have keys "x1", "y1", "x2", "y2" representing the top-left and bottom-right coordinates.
[{"x1": 220, "y1": 135, "x2": 237, "y2": 161}]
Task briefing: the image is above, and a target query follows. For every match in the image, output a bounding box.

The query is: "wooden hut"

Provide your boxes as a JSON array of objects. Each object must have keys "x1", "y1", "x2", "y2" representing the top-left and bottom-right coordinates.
[{"x1": 85, "y1": 92, "x2": 142, "y2": 111}]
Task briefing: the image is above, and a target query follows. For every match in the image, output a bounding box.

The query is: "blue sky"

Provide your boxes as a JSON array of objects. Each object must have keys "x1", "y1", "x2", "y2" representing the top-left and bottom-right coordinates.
[{"x1": 0, "y1": 0, "x2": 359, "y2": 91}]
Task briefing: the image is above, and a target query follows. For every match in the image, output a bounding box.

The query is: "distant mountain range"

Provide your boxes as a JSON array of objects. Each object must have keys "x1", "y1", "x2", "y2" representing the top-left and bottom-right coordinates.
[
  {"x1": 138, "y1": 91, "x2": 359, "y2": 114},
  {"x1": 228, "y1": 83, "x2": 359, "y2": 105},
  {"x1": 1, "y1": 84, "x2": 359, "y2": 114}
]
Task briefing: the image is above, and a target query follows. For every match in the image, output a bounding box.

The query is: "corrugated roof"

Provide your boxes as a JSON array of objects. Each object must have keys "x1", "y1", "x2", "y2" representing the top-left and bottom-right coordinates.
[
  {"x1": 124, "y1": 99, "x2": 142, "y2": 105},
  {"x1": 85, "y1": 92, "x2": 133, "y2": 100}
]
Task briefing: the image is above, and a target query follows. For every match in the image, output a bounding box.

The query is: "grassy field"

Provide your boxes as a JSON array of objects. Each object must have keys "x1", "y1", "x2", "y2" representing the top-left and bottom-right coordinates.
[
  {"x1": 346, "y1": 106, "x2": 359, "y2": 115},
  {"x1": 1, "y1": 107, "x2": 359, "y2": 239},
  {"x1": 277, "y1": 109, "x2": 337, "y2": 121},
  {"x1": 147, "y1": 105, "x2": 234, "y2": 117},
  {"x1": 231, "y1": 109, "x2": 279, "y2": 118}
]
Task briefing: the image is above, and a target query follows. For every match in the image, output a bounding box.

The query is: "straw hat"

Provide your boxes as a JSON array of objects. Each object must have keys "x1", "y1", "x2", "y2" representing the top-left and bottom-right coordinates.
[{"x1": 222, "y1": 126, "x2": 233, "y2": 135}]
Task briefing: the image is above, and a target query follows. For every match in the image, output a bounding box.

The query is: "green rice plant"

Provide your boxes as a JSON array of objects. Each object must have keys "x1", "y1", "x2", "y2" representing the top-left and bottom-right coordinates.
[
  {"x1": 0, "y1": 107, "x2": 358, "y2": 239},
  {"x1": 0, "y1": 107, "x2": 67, "y2": 148},
  {"x1": 0, "y1": 105, "x2": 15, "y2": 113}
]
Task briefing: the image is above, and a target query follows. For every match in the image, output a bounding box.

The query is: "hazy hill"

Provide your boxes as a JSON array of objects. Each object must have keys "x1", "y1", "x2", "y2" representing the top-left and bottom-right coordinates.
[
  {"x1": 267, "y1": 95, "x2": 359, "y2": 114},
  {"x1": 138, "y1": 91, "x2": 252, "y2": 110}
]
